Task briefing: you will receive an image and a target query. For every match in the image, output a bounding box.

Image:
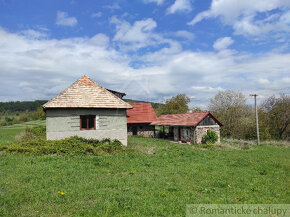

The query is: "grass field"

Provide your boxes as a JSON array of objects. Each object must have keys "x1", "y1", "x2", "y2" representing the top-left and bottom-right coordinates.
[
  {"x1": 0, "y1": 135, "x2": 289, "y2": 216},
  {"x1": 0, "y1": 120, "x2": 45, "y2": 144}
]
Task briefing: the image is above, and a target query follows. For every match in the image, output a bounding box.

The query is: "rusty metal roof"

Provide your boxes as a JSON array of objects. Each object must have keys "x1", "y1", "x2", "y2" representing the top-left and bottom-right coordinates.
[
  {"x1": 43, "y1": 75, "x2": 132, "y2": 109},
  {"x1": 150, "y1": 112, "x2": 223, "y2": 126},
  {"x1": 127, "y1": 102, "x2": 157, "y2": 123}
]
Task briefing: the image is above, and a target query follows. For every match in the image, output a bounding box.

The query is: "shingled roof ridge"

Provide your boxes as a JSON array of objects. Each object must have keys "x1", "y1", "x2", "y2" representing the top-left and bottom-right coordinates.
[
  {"x1": 83, "y1": 76, "x2": 131, "y2": 106},
  {"x1": 43, "y1": 75, "x2": 132, "y2": 109}
]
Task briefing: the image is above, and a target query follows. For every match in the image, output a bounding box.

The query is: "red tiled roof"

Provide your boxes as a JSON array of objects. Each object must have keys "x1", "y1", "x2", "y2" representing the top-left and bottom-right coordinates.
[
  {"x1": 127, "y1": 102, "x2": 157, "y2": 123},
  {"x1": 43, "y1": 75, "x2": 132, "y2": 109},
  {"x1": 150, "y1": 112, "x2": 223, "y2": 126}
]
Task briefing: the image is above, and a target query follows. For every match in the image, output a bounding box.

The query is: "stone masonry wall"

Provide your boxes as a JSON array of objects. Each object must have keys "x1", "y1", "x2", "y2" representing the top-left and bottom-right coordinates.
[
  {"x1": 127, "y1": 123, "x2": 155, "y2": 138},
  {"x1": 195, "y1": 125, "x2": 220, "y2": 144}
]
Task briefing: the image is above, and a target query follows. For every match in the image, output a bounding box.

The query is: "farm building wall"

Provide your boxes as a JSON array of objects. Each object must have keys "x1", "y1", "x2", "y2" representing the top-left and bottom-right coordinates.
[
  {"x1": 194, "y1": 125, "x2": 220, "y2": 144},
  {"x1": 45, "y1": 108, "x2": 128, "y2": 146},
  {"x1": 172, "y1": 125, "x2": 220, "y2": 144},
  {"x1": 127, "y1": 123, "x2": 155, "y2": 137},
  {"x1": 173, "y1": 126, "x2": 195, "y2": 143}
]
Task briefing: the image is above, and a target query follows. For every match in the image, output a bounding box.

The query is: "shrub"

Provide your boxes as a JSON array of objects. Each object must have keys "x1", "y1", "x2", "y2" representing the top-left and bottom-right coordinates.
[
  {"x1": 202, "y1": 130, "x2": 218, "y2": 144},
  {"x1": 0, "y1": 136, "x2": 124, "y2": 156},
  {"x1": 32, "y1": 107, "x2": 46, "y2": 120},
  {"x1": 16, "y1": 126, "x2": 46, "y2": 141},
  {"x1": 97, "y1": 139, "x2": 123, "y2": 153},
  {"x1": 19, "y1": 113, "x2": 29, "y2": 122}
]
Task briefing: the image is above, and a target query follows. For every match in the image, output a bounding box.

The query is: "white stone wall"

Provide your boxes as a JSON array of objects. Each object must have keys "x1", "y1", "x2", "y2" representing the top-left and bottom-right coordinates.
[{"x1": 45, "y1": 108, "x2": 128, "y2": 146}]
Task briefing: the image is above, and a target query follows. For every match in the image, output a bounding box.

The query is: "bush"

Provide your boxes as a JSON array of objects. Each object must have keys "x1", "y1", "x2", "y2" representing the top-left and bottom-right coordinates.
[
  {"x1": 32, "y1": 107, "x2": 46, "y2": 120},
  {"x1": 202, "y1": 130, "x2": 218, "y2": 144},
  {"x1": 16, "y1": 126, "x2": 46, "y2": 141},
  {"x1": 0, "y1": 136, "x2": 124, "y2": 156}
]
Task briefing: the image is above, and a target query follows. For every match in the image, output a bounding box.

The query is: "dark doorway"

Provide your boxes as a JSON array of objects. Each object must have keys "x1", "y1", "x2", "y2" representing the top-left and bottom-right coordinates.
[
  {"x1": 178, "y1": 127, "x2": 182, "y2": 140},
  {"x1": 132, "y1": 126, "x2": 137, "y2": 135}
]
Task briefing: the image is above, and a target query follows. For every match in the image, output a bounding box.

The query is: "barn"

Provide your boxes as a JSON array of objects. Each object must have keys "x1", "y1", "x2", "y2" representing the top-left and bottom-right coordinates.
[
  {"x1": 127, "y1": 102, "x2": 157, "y2": 137},
  {"x1": 150, "y1": 112, "x2": 223, "y2": 144},
  {"x1": 43, "y1": 75, "x2": 132, "y2": 145}
]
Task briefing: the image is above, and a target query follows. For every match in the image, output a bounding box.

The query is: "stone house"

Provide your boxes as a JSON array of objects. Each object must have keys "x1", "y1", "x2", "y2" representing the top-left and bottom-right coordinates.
[
  {"x1": 42, "y1": 75, "x2": 132, "y2": 146},
  {"x1": 127, "y1": 102, "x2": 157, "y2": 137},
  {"x1": 150, "y1": 112, "x2": 223, "y2": 144}
]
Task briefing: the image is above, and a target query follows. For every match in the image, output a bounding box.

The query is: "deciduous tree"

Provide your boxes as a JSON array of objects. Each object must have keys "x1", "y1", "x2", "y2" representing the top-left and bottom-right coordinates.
[
  {"x1": 156, "y1": 94, "x2": 190, "y2": 116},
  {"x1": 209, "y1": 90, "x2": 248, "y2": 138},
  {"x1": 261, "y1": 94, "x2": 290, "y2": 140}
]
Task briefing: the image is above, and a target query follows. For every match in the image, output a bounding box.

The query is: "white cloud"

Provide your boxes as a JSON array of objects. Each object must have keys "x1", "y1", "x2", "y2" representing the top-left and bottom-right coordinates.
[
  {"x1": 258, "y1": 78, "x2": 270, "y2": 84},
  {"x1": 104, "y1": 2, "x2": 120, "y2": 11},
  {"x1": 167, "y1": 0, "x2": 192, "y2": 14},
  {"x1": 110, "y1": 17, "x2": 184, "y2": 53},
  {"x1": 143, "y1": 0, "x2": 164, "y2": 5},
  {"x1": 192, "y1": 86, "x2": 224, "y2": 92},
  {"x1": 280, "y1": 10, "x2": 290, "y2": 24},
  {"x1": 112, "y1": 17, "x2": 157, "y2": 43},
  {"x1": 56, "y1": 11, "x2": 77, "y2": 27},
  {"x1": 91, "y1": 12, "x2": 102, "y2": 18},
  {"x1": 174, "y1": 30, "x2": 194, "y2": 40},
  {"x1": 188, "y1": 0, "x2": 290, "y2": 38},
  {"x1": 110, "y1": 17, "x2": 172, "y2": 51},
  {"x1": 0, "y1": 26, "x2": 289, "y2": 106},
  {"x1": 89, "y1": 33, "x2": 110, "y2": 47},
  {"x1": 213, "y1": 37, "x2": 234, "y2": 50},
  {"x1": 20, "y1": 29, "x2": 48, "y2": 39}
]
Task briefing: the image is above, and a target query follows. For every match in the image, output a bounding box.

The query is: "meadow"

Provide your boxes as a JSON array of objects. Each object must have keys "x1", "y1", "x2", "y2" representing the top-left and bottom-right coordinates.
[{"x1": 0, "y1": 125, "x2": 289, "y2": 216}]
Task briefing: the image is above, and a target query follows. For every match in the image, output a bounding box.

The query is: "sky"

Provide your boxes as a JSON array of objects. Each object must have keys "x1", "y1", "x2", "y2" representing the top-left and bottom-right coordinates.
[{"x1": 0, "y1": 0, "x2": 289, "y2": 108}]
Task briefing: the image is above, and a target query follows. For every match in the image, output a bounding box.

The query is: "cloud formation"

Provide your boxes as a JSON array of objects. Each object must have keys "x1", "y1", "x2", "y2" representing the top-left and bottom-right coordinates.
[
  {"x1": 188, "y1": 0, "x2": 290, "y2": 38},
  {"x1": 56, "y1": 11, "x2": 78, "y2": 27},
  {"x1": 167, "y1": 0, "x2": 192, "y2": 14},
  {"x1": 91, "y1": 12, "x2": 102, "y2": 18},
  {"x1": 0, "y1": 23, "x2": 289, "y2": 106},
  {"x1": 143, "y1": 0, "x2": 164, "y2": 5},
  {"x1": 213, "y1": 37, "x2": 234, "y2": 50}
]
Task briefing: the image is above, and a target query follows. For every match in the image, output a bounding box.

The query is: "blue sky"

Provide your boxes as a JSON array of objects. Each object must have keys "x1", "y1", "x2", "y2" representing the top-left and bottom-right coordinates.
[{"x1": 0, "y1": 0, "x2": 289, "y2": 108}]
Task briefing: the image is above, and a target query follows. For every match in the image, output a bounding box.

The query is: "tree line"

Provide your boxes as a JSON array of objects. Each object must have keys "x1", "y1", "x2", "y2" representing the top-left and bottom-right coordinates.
[
  {"x1": 0, "y1": 100, "x2": 47, "y2": 112},
  {"x1": 0, "y1": 100, "x2": 47, "y2": 126}
]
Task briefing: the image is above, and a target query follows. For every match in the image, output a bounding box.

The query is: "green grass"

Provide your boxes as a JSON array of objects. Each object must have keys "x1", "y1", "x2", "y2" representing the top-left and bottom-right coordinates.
[
  {"x1": 0, "y1": 120, "x2": 45, "y2": 144},
  {"x1": 0, "y1": 136, "x2": 289, "y2": 216}
]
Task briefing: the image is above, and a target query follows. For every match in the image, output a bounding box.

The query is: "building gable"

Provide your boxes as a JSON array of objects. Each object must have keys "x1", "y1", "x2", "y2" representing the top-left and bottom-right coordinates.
[{"x1": 197, "y1": 114, "x2": 219, "y2": 126}]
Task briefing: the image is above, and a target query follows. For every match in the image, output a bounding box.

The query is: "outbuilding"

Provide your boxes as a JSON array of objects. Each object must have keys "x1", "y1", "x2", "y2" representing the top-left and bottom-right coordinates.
[
  {"x1": 150, "y1": 112, "x2": 223, "y2": 144},
  {"x1": 43, "y1": 75, "x2": 132, "y2": 145},
  {"x1": 127, "y1": 102, "x2": 157, "y2": 137}
]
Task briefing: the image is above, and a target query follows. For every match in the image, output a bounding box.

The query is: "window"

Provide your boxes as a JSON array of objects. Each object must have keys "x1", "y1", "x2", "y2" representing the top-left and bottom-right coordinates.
[{"x1": 80, "y1": 115, "x2": 96, "y2": 130}]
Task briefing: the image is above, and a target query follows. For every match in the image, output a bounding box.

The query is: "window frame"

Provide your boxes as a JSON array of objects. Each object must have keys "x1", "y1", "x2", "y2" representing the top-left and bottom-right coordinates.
[{"x1": 80, "y1": 115, "x2": 96, "y2": 130}]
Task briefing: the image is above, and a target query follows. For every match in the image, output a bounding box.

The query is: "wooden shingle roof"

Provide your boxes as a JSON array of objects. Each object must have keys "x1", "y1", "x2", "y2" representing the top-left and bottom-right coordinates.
[{"x1": 43, "y1": 75, "x2": 132, "y2": 109}]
